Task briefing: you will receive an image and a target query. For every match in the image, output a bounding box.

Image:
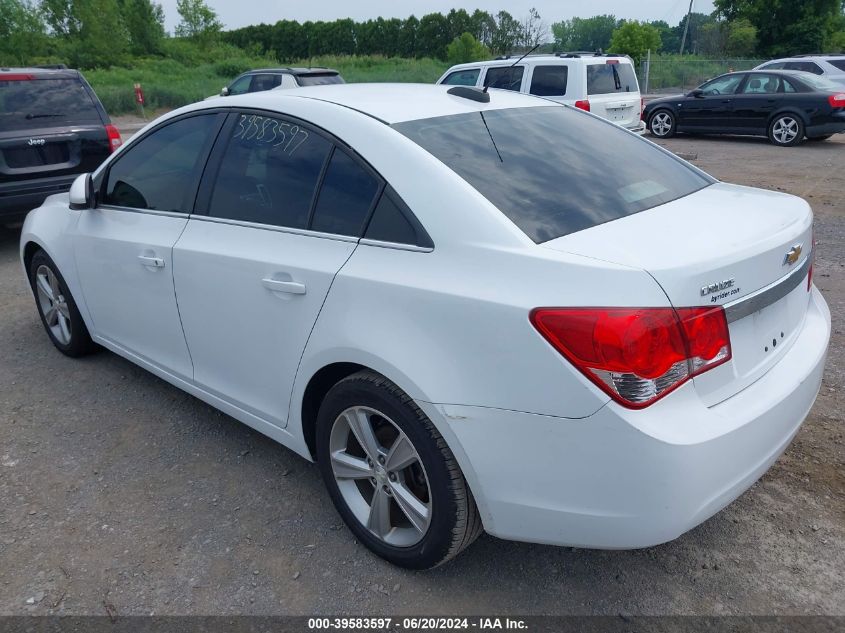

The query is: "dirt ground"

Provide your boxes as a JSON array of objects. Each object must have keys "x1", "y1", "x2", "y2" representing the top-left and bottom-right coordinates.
[{"x1": 0, "y1": 133, "x2": 843, "y2": 616}]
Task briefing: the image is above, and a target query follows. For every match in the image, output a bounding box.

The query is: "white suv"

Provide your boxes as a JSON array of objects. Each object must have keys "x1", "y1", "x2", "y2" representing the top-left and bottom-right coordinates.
[
  {"x1": 437, "y1": 53, "x2": 645, "y2": 132},
  {"x1": 755, "y1": 55, "x2": 845, "y2": 87}
]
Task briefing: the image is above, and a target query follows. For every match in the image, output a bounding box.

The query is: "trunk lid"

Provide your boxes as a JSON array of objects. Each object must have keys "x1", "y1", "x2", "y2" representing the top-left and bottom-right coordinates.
[
  {"x1": 542, "y1": 182, "x2": 814, "y2": 405},
  {"x1": 585, "y1": 60, "x2": 641, "y2": 129},
  {"x1": 0, "y1": 125, "x2": 110, "y2": 184}
]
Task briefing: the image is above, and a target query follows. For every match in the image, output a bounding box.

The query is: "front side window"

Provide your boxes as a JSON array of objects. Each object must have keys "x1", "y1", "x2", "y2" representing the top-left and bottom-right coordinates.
[
  {"x1": 208, "y1": 113, "x2": 331, "y2": 229},
  {"x1": 443, "y1": 69, "x2": 480, "y2": 86},
  {"x1": 310, "y1": 149, "x2": 380, "y2": 236},
  {"x1": 760, "y1": 62, "x2": 785, "y2": 70},
  {"x1": 103, "y1": 114, "x2": 219, "y2": 212},
  {"x1": 394, "y1": 106, "x2": 712, "y2": 243},
  {"x1": 699, "y1": 74, "x2": 744, "y2": 96},
  {"x1": 587, "y1": 63, "x2": 638, "y2": 94},
  {"x1": 227, "y1": 75, "x2": 252, "y2": 95},
  {"x1": 484, "y1": 66, "x2": 524, "y2": 92},
  {"x1": 530, "y1": 66, "x2": 569, "y2": 96}
]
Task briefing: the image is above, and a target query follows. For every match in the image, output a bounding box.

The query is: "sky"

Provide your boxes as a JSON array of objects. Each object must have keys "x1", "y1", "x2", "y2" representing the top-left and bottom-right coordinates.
[{"x1": 158, "y1": 0, "x2": 717, "y2": 34}]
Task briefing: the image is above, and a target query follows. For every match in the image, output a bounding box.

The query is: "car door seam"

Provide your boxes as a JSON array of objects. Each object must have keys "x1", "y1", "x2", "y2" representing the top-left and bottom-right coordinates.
[{"x1": 170, "y1": 217, "x2": 196, "y2": 379}]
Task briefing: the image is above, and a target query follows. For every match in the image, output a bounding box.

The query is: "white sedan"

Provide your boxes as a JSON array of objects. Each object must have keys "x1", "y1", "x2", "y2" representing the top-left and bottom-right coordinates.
[{"x1": 20, "y1": 84, "x2": 830, "y2": 569}]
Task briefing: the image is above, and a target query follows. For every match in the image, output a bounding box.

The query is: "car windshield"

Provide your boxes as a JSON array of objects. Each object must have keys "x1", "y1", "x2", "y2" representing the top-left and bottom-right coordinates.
[
  {"x1": 0, "y1": 77, "x2": 102, "y2": 132},
  {"x1": 394, "y1": 106, "x2": 712, "y2": 243},
  {"x1": 296, "y1": 73, "x2": 344, "y2": 87},
  {"x1": 791, "y1": 73, "x2": 843, "y2": 92}
]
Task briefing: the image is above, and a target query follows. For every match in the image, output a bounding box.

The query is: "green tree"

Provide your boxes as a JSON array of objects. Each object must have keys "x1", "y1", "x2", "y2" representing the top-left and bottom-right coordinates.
[
  {"x1": 40, "y1": 0, "x2": 79, "y2": 37},
  {"x1": 552, "y1": 15, "x2": 618, "y2": 52},
  {"x1": 119, "y1": 0, "x2": 164, "y2": 55},
  {"x1": 446, "y1": 32, "x2": 489, "y2": 64},
  {"x1": 175, "y1": 0, "x2": 221, "y2": 40},
  {"x1": 417, "y1": 12, "x2": 450, "y2": 59},
  {"x1": 608, "y1": 20, "x2": 661, "y2": 64},
  {"x1": 64, "y1": 0, "x2": 129, "y2": 68},
  {"x1": 714, "y1": 0, "x2": 841, "y2": 56},
  {"x1": 490, "y1": 10, "x2": 521, "y2": 54},
  {"x1": 398, "y1": 15, "x2": 419, "y2": 57},
  {"x1": 0, "y1": 0, "x2": 48, "y2": 64}
]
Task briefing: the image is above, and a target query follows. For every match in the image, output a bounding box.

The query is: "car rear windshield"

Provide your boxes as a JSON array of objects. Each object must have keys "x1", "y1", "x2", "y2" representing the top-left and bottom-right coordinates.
[
  {"x1": 393, "y1": 106, "x2": 712, "y2": 243},
  {"x1": 0, "y1": 77, "x2": 102, "y2": 132},
  {"x1": 792, "y1": 73, "x2": 844, "y2": 92},
  {"x1": 587, "y1": 62, "x2": 638, "y2": 95},
  {"x1": 296, "y1": 73, "x2": 344, "y2": 87}
]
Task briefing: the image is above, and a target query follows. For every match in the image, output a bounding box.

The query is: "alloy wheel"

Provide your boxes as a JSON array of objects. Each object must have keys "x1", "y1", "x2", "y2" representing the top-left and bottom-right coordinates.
[
  {"x1": 651, "y1": 112, "x2": 673, "y2": 136},
  {"x1": 772, "y1": 117, "x2": 799, "y2": 144},
  {"x1": 329, "y1": 406, "x2": 432, "y2": 547},
  {"x1": 35, "y1": 265, "x2": 71, "y2": 345}
]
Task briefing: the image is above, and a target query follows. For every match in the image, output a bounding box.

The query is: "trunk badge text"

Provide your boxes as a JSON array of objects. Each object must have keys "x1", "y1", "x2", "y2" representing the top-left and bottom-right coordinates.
[
  {"x1": 701, "y1": 278, "x2": 736, "y2": 297},
  {"x1": 27, "y1": 138, "x2": 46, "y2": 146},
  {"x1": 783, "y1": 244, "x2": 803, "y2": 266}
]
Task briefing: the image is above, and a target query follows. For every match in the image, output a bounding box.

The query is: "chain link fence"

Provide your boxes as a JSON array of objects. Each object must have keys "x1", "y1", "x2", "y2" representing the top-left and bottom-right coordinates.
[{"x1": 639, "y1": 58, "x2": 766, "y2": 95}]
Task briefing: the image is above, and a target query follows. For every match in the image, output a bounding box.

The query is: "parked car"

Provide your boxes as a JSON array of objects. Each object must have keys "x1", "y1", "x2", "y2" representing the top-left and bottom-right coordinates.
[
  {"x1": 21, "y1": 84, "x2": 829, "y2": 569},
  {"x1": 437, "y1": 53, "x2": 645, "y2": 132},
  {"x1": 208, "y1": 67, "x2": 344, "y2": 99},
  {"x1": 0, "y1": 67, "x2": 121, "y2": 224},
  {"x1": 644, "y1": 70, "x2": 845, "y2": 146},
  {"x1": 755, "y1": 54, "x2": 845, "y2": 87}
]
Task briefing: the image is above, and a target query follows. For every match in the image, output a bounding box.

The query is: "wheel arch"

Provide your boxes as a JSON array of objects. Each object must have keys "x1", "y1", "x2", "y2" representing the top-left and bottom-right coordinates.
[{"x1": 767, "y1": 107, "x2": 810, "y2": 128}]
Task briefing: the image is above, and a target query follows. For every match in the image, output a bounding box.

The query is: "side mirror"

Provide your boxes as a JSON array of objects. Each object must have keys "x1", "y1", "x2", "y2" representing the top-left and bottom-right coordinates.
[
  {"x1": 69, "y1": 173, "x2": 93, "y2": 210},
  {"x1": 220, "y1": 86, "x2": 230, "y2": 96},
  {"x1": 690, "y1": 89, "x2": 704, "y2": 98}
]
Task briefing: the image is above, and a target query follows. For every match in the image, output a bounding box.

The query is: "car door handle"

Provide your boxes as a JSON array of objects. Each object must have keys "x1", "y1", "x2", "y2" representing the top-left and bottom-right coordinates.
[
  {"x1": 262, "y1": 278, "x2": 306, "y2": 295},
  {"x1": 138, "y1": 255, "x2": 165, "y2": 268}
]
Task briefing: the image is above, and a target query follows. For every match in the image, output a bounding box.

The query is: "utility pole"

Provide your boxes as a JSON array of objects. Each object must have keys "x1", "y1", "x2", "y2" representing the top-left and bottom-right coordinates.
[{"x1": 679, "y1": 0, "x2": 694, "y2": 55}]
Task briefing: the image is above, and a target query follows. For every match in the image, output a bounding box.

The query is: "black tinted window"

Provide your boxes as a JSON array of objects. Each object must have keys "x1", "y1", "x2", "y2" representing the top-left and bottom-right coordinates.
[
  {"x1": 104, "y1": 115, "x2": 218, "y2": 212},
  {"x1": 829, "y1": 60, "x2": 845, "y2": 72},
  {"x1": 530, "y1": 66, "x2": 569, "y2": 96},
  {"x1": 364, "y1": 190, "x2": 418, "y2": 245},
  {"x1": 208, "y1": 114, "x2": 331, "y2": 228},
  {"x1": 0, "y1": 77, "x2": 101, "y2": 132},
  {"x1": 443, "y1": 69, "x2": 480, "y2": 86},
  {"x1": 394, "y1": 106, "x2": 712, "y2": 243},
  {"x1": 296, "y1": 73, "x2": 344, "y2": 86},
  {"x1": 485, "y1": 66, "x2": 524, "y2": 91},
  {"x1": 784, "y1": 61, "x2": 823, "y2": 75},
  {"x1": 310, "y1": 149, "x2": 380, "y2": 236},
  {"x1": 249, "y1": 74, "x2": 282, "y2": 92},
  {"x1": 587, "y1": 62, "x2": 638, "y2": 94}
]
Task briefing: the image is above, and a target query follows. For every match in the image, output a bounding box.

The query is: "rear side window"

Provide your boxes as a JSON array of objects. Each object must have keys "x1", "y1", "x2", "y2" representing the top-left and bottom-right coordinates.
[
  {"x1": 443, "y1": 69, "x2": 480, "y2": 86},
  {"x1": 530, "y1": 66, "x2": 569, "y2": 96},
  {"x1": 364, "y1": 187, "x2": 431, "y2": 247},
  {"x1": 103, "y1": 114, "x2": 219, "y2": 212},
  {"x1": 784, "y1": 61, "x2": 824, "y2": 75},
  {"x1": 296, "y1": 73, "x2": 344, "y2": 86},
  {"x1": 310, "y1": 149, "x2": 380, "y2": 236},
  {"x1": 484, "y1": 66, "x2": 524, "y2": 92},
  {"x1": 587, "y1": 63, "x2": 638, "y2": 95},
  {"x1": 207, "y1": 113, "x2": 332, "y2": 228},
  {"x1": 249, "y1": 74, "x2": 282, "y2": 92},
  {"x1": 394, "y1": 106, "x2": 712, "y2": 243},
  {"x1": 829, "y1": 60, "x2": 845, "y2": 72},
  {"x1": 0, "y1": 77, "x2": 102, "y2": 132}
]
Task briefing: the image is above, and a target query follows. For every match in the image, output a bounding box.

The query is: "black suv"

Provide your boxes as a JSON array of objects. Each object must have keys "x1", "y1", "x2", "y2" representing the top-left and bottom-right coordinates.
[
  {"x1": 213, "y1": 67, "x2": 344, "y2": 98},
  {"x1": 0, "y1": 67, "x2": 121, "y2": 223}
]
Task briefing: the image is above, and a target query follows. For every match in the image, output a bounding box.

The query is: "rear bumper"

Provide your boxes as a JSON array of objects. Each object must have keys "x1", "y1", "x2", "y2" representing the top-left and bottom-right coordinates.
[
  {"x1": 0, "y1": 174, "x2": 77, "y2": 218},
  {"x1": 626, "y1": 120, "x2": 647, "y2": 134},
  {"x1": 422, "y1": 286, "x2": 830, "y2": 548}
]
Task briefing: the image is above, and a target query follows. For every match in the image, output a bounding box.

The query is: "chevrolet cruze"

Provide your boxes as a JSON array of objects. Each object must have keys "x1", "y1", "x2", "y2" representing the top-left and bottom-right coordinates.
[{"x1": 20, "y1": 84, "x2": 830, "y2": 568}]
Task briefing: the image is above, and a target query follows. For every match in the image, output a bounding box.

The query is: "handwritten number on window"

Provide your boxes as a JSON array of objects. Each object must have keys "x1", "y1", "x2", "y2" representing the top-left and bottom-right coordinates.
[{"x1": 233, "y1": 115, "x2": 309, "y2": 155}]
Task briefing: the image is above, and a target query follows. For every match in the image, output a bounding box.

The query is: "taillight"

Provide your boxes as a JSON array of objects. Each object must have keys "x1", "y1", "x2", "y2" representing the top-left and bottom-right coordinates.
[
  {"x1": 530, "y1": 306, "x2": 731, "y2": 409},
  {"x1": 574, "y1": 99, "x2": 590, "y2": 112},
  {"x1": 828, "y1": 93, "x2": 845, "y2": 108},
  {"x1": 640, "y1": 97, "x2": 645, "y2": 120},
  {"x1": 105, "y1": 124, "x2": 122, "y2": 153},
  {"x1": 0, "y1": 73, "x2": 34, "y2": 81}
]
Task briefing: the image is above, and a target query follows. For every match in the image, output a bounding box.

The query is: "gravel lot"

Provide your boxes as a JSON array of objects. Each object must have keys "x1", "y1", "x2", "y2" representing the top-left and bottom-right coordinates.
[{"x1": 0, "y1": 133, "x2": 843, "y2": 616}]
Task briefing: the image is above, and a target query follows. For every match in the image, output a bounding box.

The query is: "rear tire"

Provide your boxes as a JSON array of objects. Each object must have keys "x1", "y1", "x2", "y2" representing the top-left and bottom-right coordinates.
[
  {"x1": 28, "y1": 250, "x2": 97, "y2": 357},
  {"x1": 649, "y1": 109, "x2": 676, "y2": 138},
  {"x1": 316, "y1": 371, "x2": 483, "y2": 569},
  {"x1": 768, "y1": 114, "x2": 804, "y2": 147}
]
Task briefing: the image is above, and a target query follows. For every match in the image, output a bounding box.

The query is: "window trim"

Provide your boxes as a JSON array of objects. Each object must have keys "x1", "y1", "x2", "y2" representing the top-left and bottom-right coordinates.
[
  {"x1": 442, "y1": 68, "x2": 481, "y2": 86},
  {"x1": 96, "y1": 110, "x2": 228, "y2": 216}
]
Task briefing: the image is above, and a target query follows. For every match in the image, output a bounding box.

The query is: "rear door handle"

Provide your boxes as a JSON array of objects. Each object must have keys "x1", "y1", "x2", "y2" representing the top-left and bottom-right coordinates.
[
  {"x1": 262, "y1": 278, "x2": 306, "y2": 295},
  {"x1": 138, "y1": 255, "x2": 165, "y2": 268}
]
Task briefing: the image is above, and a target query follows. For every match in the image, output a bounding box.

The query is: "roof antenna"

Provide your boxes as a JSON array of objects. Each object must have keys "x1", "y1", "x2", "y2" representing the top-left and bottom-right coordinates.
[{"x1": 484, "y1": 43, "x2": 540, "y2": 93}]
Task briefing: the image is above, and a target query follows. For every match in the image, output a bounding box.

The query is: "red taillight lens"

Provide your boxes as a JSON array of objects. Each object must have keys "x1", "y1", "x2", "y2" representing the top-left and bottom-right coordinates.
[
  {"x1": 530, "y1": 307, "x2": 731, "y2": 408},
  {"x1": 574, "y1": 99, "x2": 590, "y2": 112},
  {"x1": 105, "y1": 124, "x2": 122, "y2": 153},
  {"x1": 640, "y1": 97, "x2": 645, "y2": 120},
  {"x1": 0, "y1": 73, "x2": 34, "y2": 81},
  {"x1": 828, "y1": 93, "x2": 845, "y2": 108}
]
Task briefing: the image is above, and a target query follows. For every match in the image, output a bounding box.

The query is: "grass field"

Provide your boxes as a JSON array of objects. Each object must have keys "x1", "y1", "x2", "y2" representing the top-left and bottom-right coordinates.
[{"x1": 86, "y1": 54, "x2": 450, "y2": 115}]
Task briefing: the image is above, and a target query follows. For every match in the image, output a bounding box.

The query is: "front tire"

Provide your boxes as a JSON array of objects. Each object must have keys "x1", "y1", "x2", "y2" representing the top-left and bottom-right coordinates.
[
  {"x1": 28, "y1": 250, "x2": 96, "y2": 357},
  {"x1": 316, "y1": 371, "x2": 482, "y2": 569},
  {"x1": 649, "y1": 109, "x2": 676, "y2": 138},
  {"x1": 768, "y1": 114, "x2": 804, "y2": 147}
]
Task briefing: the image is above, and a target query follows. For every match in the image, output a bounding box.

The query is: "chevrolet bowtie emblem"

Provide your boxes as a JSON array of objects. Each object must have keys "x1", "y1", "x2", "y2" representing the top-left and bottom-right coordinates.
[{"x1": 783, "y1": 244, "x2": 803, "y2": 266}]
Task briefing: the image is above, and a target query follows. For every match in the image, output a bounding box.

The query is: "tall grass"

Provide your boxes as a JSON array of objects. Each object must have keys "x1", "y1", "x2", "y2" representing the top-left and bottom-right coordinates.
[{"x1": 86, "y1": 54, "x2": 450, "y2": 116}]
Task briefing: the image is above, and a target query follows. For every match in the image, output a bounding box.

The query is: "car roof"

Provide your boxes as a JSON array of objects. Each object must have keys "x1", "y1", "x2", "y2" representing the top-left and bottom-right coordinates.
[
  {"x1": 766, "y1": 54, "x2": 845, "y2": 61},
  {"x1": 216, "y1": 83, "x2": 553, "y2": 124},
  {"x1": 0, "y1": 67, "x2": 81, "y2": 79},
  {"x1": 445, "y1": 54, "x2": 633, "y2": 71},
  {"x1": 241, "y1": 67, "x2": 339, "y2": 76}
]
